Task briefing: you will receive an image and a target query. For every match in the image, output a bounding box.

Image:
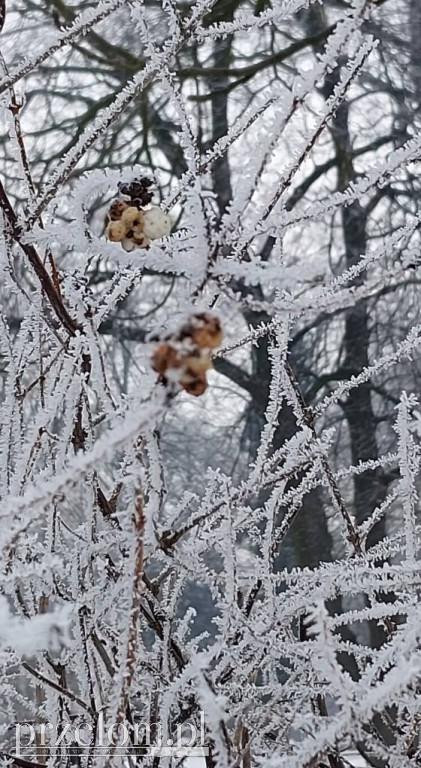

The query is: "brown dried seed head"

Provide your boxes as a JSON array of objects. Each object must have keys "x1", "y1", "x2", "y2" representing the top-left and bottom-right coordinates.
[
  {"x1": 151, "y1": 315, "x2": 220, "y2": 397},
  {"x1": 108, "y1": 199, "x2": 129, "y2": 221},
  {"x1": 132, "y1": 232, "x2": 150, "y2": 249},
  {"x1": 179, "y1": 354, "x2": 212, "y2": 396},
  {"x1": 189, "y1": 314, "x2": 223, "y2": 350},
  {"x1": 121, "y1": 206, "x2": 144, "y2": 229},
  {"x1": 106, "y1": 220, "x2": 127, "y2": 242},
  {"x1": 152, "y1": 343, "x2": 182, "y2": 376},
  {"x1": 140, "y1": 191, "x2": 154, "y2": 206},
  {"x1": 181, "y1": 374, "x2": 208, "y2": 397},
  {"x1": 132, "y1": 214, "x2": 145, "y2": 235},
  {"x1": 183, "y1": 354, "x2": 212, "y2": 375},
  {"x1": 191, "y1": 326, "x2": 223, "y2": 350},
  {"x1": 131, "y1": 195, "x2": 153, "y2": 208},
  {"x1": 118, "y1": 178, "x2": 153, "y2": 201}
]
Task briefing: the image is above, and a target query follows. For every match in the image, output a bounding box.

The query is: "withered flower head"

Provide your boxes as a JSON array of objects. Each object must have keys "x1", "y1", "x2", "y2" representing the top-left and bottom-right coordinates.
[
  {"x1": 121, "y1": 206, "x2": 144, "y2": 231},
  {"x1": 151, "y1": 314, "x2": 221, "y2": 398},
  {"x1": 118, "y1": 177, "x2": 154, "y2": 207},
  {"x1": 151, "y1": 343, "x2": 182, "y2": 377},
  {"x1": 181, "y1": 374, "x2": 208, "y2": 397},
  {"x1": 182, "y1": 352, "x2": 212, "y2": 375},
  {"x1": 107, "y1": 199, "x2": 129, "y2": 221},
  {"x1": 181, "y1": 313, "x2": 223, "y2": 350},
  {"x1": 132, "y1": 232, "x2": 150, "y2": 249},
  {"x1": 106, "y1": 220, "x2": 127, "y2": 242}
]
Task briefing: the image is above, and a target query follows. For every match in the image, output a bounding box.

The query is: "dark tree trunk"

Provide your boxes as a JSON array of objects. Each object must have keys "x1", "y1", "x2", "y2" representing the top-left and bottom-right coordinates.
[
  {"x1": 247, "y1": 308, "x2": 335, "y2": 569},
  {"x1": 409, "y1": 0, "x2": 421, "y2": 107},
  {"x1": 302, "y1": 5, "x2": 387, "y2": 546}
]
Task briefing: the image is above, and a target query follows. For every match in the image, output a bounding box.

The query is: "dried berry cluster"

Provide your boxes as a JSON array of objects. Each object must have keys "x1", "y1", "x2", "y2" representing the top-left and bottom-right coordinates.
[
  {"x1": 105, "y1": 177, "x2": 172, "y2": 252},
  {"x1": 152, "y1": 313, "x2": 223, "y2": 397}
]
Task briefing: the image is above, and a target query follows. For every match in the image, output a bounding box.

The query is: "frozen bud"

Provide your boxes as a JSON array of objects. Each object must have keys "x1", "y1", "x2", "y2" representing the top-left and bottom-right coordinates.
[
  {"x1": 106, "y1": 221, "x2": 126, "y2": 242},
  {"x1": 132, "y1": 232, "x2": 150, "y2": 249},
  {"x1": 121, "y1": 206, "x2": 144, "y2": 230},
  {"x1": 121, "y1": 237, "x2": 136, "y2": 252},
  {"x1": 108, "y1": 199, "x2": 129, "y2": 221},
  {"x1": 142, "y1": 207, "x2": 172, "y2": 240}
]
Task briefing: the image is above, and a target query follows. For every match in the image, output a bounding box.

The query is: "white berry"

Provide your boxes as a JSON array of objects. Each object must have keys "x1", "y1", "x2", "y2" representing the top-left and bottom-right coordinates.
[{"x1": 142, "y1": 207, "x2": 172, "y2": 240}]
